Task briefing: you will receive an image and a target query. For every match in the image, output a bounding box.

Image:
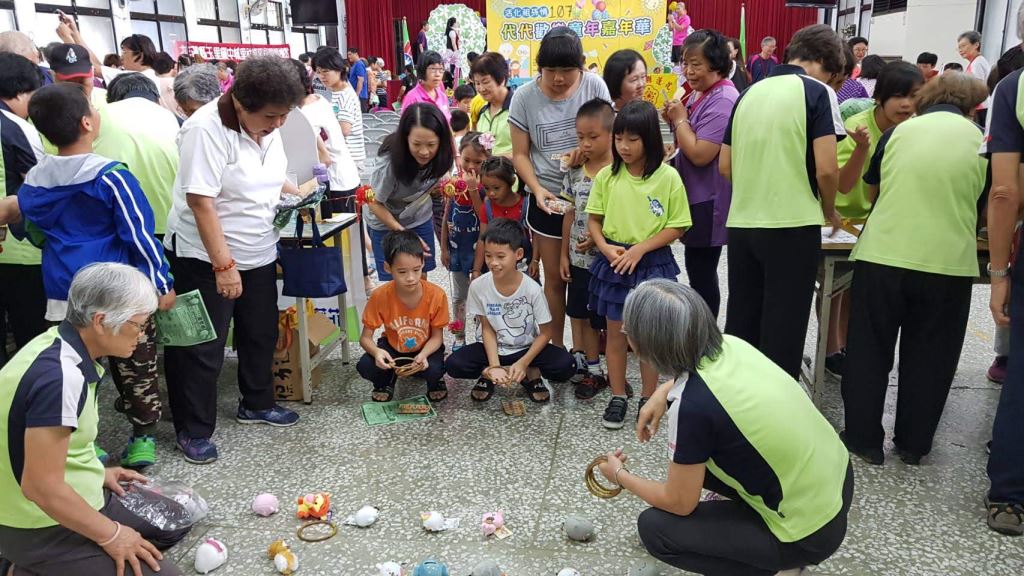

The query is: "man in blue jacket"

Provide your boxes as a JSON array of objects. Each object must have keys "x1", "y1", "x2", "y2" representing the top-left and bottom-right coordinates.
[{"x1": 16, "y1": 83, "x2": 175, "y2": 469}]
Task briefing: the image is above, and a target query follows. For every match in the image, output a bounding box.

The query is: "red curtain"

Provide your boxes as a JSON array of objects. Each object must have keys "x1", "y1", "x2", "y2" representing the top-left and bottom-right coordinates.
[
  {"x1": 345, "y1": 0, "x2": 397, "y2": 71},
  {"x1": 687, "y1": 0, "x2": 818, "y2": 56}
]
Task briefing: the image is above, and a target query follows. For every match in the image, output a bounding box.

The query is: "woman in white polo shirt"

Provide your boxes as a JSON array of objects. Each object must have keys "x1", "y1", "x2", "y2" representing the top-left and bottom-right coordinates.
[{"x1": 163, "y1": 56, "x2": 305, "y2": 465}]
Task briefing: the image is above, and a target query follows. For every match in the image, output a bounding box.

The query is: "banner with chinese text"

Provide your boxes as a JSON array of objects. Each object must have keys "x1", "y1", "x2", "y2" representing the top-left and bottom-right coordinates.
[
  {"x1": 173, "y1": 41, "x2": 292, "y2": 61},
  {"x1": 486, "y1": 0, "x2": 673, "y2": 82}
]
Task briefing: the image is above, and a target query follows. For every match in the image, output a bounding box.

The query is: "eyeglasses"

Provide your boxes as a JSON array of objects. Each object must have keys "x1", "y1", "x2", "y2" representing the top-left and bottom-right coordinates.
[
  {"x1": 124, "y1": 319, "x2": 147, "y2": 333},
  {"x1": 426, "y1": 66, "x2": 445, "y2": 74}
]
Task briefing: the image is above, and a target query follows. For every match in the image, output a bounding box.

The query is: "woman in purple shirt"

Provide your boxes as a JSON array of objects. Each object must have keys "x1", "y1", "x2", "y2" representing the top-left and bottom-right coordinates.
[{"x1": 665, "y1": 30, "x2": 739, "y2": 317}]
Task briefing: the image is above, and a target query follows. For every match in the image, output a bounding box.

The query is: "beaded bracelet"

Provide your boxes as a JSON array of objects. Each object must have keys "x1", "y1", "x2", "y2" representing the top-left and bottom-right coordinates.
[{"x1": 212, "y1": 259, "x2": 236, "y2": 273}]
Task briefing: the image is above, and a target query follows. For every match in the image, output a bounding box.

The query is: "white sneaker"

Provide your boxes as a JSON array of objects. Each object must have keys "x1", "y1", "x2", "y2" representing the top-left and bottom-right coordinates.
[{"x1": 774, "y1": 569, "x2": 809, "y2": 576}]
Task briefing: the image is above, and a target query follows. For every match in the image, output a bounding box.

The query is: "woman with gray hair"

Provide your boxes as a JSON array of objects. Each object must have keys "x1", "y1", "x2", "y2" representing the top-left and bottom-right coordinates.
[
  {"x1": 596, "y1": 279, "x2": 853, "y2": 575},
  {"x1": 0, "y1": 263, "x2": 189, "y2": 576},
  {"x1": 172, "y1": 63, "x2": 220, "y2": 118}
]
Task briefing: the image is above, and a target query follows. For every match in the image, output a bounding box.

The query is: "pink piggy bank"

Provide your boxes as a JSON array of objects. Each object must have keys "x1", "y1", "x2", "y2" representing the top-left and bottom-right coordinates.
[{"x1": 481, "y1": 511, "x2": 505, "y2": 536}]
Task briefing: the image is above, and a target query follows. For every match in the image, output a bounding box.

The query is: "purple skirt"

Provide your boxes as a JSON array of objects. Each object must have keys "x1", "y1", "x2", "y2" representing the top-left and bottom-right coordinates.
[{"x1": 589, "y1": 240, "x2": 680, "y2": 322}]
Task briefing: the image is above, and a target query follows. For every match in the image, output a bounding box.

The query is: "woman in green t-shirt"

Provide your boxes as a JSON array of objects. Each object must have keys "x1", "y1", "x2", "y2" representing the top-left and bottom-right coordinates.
[
  {"x1": 824, "y1": 62, "x2": 924, "y2": 378},
  {"x1": 598, "y1": 280, "x2": 853, "y2": 575},
  {"x1": 841, "y1": 73, "x2": 989, "y2": 466}
]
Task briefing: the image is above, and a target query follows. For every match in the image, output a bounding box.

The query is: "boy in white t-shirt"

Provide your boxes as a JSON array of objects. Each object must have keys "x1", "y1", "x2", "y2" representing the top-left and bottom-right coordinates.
[{"x1": 445, "y1": 218, "x2": 575, "y2": 403}]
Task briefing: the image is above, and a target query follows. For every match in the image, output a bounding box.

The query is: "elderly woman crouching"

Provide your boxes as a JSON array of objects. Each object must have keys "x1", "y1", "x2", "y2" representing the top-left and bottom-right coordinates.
[
  {"x1": 598, "y1": 279, "x2": 853, "y2": 576},
  {"x1": 0, "y1": 264, "x2": 189, "y2": 576}
]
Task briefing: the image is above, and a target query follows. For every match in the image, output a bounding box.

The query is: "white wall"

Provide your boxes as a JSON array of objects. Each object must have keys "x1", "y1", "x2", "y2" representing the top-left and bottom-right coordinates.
[
  {"x1": 982, "y1": 0, "x2": 1024, "y2": 61},
  {"x1": 868, "y1": 0, "x2": 978, "y2": 66}
]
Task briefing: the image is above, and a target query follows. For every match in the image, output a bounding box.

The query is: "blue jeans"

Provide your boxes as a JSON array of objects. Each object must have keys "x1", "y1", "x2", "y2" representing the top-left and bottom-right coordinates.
[
  {"x1": 368, "y1": 219, "x2": 436, "y2": 281},
  {"x1": 988, "y1": 246, "x2": 1024, "y2": 504}
]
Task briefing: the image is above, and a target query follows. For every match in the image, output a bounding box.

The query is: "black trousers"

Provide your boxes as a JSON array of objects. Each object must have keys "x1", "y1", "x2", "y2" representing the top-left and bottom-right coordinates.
[
  {"x1": 356, "y1": 337, "x2": 446, "y2": 387},
  {"x1": 988, "y1": 245, "x2": 1024, "y2": 503},
  {"x1": 639, "y1": 463, "x2": 854, "y2": 576},
  {"x1": 841, "y1": 261, "x2": 972, "y2": 455},
  {"x1": 163, "y1": 254, "x2": 278, "y2": 439},
  {"x1": 445, "y1": 342, "x2": 576, "y2": 382},
  {"x1": 685, "y1": 245, "x2": 724, "y2": 318},
  {"x1": 725, "y1": 226, "x2": 820, "y2": 378},
  {"x1": 0, "y1": 263, "x2": 47, "y2": 366}
]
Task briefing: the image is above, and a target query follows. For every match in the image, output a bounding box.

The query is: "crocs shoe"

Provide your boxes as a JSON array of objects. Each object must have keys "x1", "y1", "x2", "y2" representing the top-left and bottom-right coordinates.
[{"x1": 120, "y1": 435, "x2": 157, "y2": 468}]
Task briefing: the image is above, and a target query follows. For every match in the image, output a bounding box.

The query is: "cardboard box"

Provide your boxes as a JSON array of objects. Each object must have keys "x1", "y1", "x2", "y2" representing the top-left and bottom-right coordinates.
[{"x1": 273, "y1": 310, "x2": 339, "y2": 401}]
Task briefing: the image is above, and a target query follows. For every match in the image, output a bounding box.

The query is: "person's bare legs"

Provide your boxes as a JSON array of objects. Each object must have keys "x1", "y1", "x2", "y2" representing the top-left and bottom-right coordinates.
[
  {"x1": 536, "y1": 235, "x2": 567, "y2": 347},
  {"x1": 607, "y1": 319, "x2": 628, "y2": 395},
  {"x1": 570, "y1": 317, "x2": 587, "y2": 352},
  {"x1": 640, "y1": 360, "x2": 659, "y2": 399}
]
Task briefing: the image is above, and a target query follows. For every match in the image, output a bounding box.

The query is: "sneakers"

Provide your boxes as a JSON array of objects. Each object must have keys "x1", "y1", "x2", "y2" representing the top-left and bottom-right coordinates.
[
  {"x1": 824, "y1": 350, "x2": 846, "y2": 378},
  {"x1": 120, "y1": 435, "x2": 157, "y2": 468},
  {"x1": 570, "y1": 350, "x2": 587, "y2": 384},
  {"x1": 95, "y1": 444, "x2": 109, "y2": 465},
  {"x1": 603, "y1": 396, "x2": 629, "y2": 430},
  {"x1": 985, "y1": 497, "x2": 1024, "y2": 536},
  {"x1": 236, "y1": 401, "x2": 300, "y2": 427},
  {"x1": 574, "y1": 372, "x2": 608, "y2": 400},
  {"x1": 176, "y1": 432, "x2": 218, "y2": 465},
  {"x1": 988, "y1": 356, "x2": 1008, "y2": 384}
]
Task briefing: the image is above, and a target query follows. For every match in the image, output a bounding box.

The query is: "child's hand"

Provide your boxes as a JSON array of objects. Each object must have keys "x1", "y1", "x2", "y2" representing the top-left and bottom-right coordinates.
[
  {"x1": 374, "y1": 349, "x2": 395, "y2": 370},
  {"x1": 575, "y1": 234, "x2": 595, "y2": 253},
  {"x1": 486, "y1": 366, "x2": 511, "y2": 386},
  {"x1": 463, "y1": 169, "x2": 479, "y2": 193},
  {"x1": 612, "y1": 245, "x2": 647, "y2": 275},
  {"x1": 850, "y1": 125, "x2": 870, "y2": 148},
  {"x1": 602, "y1": 245, "x2": 626, "y2": 263},
  {"x1": 507, "y1": 361, "x2": 527, "y2": 385},
  {"x1": 528, "y1": 258, "x2": 540, "y2": 281},
  {"x1": 440, "y1": 247, "x2": 450, "y2": 269},
  {"x1": 560, "y1": 254, "x2": 572, "y2": 283},
  {"x1": 413, "y1": 352, "x2": 429, "y2": 370}
]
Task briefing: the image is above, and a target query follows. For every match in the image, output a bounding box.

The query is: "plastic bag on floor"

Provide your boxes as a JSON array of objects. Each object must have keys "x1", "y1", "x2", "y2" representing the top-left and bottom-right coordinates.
[{"x1": 118, "y1": 480, "x2": 209, "y2": 530}]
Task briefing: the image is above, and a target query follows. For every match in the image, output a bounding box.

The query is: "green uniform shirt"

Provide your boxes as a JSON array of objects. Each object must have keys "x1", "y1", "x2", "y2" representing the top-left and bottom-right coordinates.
[
  {"x1": 668, "y1": 336, "x2": 850, "y2": 542},
  {"x1": 853, "y1": 105, "x2": 988, "y2": 276},
  {"x1": 724, "y1": 64, "x2": 845, "y2": 229},
  {"x1": 835, "y1": 107, "x2": 881, "y2": 219},
  {"x1": 0, "y1": 323, "x2": 105, "y2": 529},
  {"x1": 475, "y1": 90, "x2": 513, "y2": 157},
  {"x1": 586, "y1": 162, "x2": 691, "y2": 245}
]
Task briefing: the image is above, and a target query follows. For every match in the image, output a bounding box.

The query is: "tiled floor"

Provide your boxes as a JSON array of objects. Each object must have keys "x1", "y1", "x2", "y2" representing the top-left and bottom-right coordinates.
[{"x1": 92, "y1": 244, "x2": 1022, "y2": 575}]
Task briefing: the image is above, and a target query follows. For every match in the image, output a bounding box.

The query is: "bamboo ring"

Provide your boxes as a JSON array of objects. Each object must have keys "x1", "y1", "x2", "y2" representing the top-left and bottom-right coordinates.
[
  {"x1": 296, "y1": 519, "x2": 338, "y2": 542},
  {"x1": 585, "y1": 456, "x2": 623, "y2": 499},
  {"x1": 483, "y1": 365, "x2": 514, "y2": 387},
  {"x1": 392, "y1": 356, "x2": 425, "y2": 378}
]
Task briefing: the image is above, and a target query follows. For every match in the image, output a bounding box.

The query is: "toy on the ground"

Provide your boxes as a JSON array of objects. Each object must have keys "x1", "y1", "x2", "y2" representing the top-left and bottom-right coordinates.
[
  {"x1": 412, "y1": 559, "x2": 449, "y2": 576},
  {"x1": 468, "y1": 559, "x2": 505, "y2": 576},
  {"x1": 193, "y1": 537, "x2": 227, "y2": 574},
  {"x1": 563, "y1": 515, "x2": 596, "y2": 542},
  {"x1": 557, "y1": 570, "x2": 581, "y2": 576},
  {"x1": 480, "y1": 511, "x2": 505, "y2": 537},
  {"x1": 421, "y1": 511, "x2": 446, "y2": 532},
  {"x1": 377, "y1": 562, "x2": 404, "y2": 576},
  {"x1": 296, "y1": 492, "x2": 331, "y2": 520},
  {"x1": 267, "y1": 539, "x2": 299, "y2": 574},
  {"x1": 351, "y1": 504, "x2": 379, "y2": 527},
  {"x1": 252, "y1": 493, "x2": 280, "y2": 517}
]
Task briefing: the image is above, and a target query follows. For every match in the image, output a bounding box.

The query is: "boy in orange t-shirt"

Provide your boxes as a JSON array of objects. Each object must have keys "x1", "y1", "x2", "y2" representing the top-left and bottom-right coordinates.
[{"x1": 357, "y1": 230, "x2": 450, "y2": 402}]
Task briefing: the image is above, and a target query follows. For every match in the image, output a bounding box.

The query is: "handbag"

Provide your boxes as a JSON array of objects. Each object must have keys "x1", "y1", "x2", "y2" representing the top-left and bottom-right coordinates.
[{"x1": 278, "y1": 212, "x2": 347, "y2": 298}]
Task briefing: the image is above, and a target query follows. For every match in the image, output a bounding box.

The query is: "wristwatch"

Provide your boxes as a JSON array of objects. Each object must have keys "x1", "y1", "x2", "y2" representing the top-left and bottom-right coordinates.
[{"x1": 987, "y1": 262, "x2": 1011, "y2": 278}]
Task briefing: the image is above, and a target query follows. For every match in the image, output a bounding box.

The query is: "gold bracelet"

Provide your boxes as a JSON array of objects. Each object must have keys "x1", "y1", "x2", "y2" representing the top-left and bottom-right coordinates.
[{"x1": 585, "y1": 456, "x2": 623, "y2": 499}]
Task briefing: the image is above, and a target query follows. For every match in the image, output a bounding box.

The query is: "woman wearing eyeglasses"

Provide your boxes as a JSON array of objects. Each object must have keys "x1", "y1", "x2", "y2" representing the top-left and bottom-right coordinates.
[
  {"x1": 0, "y1": 264, "x2": 190, "y2": 576},
  {"x1": 401, "y1": 51, "x2": 452, "y2": 122}
]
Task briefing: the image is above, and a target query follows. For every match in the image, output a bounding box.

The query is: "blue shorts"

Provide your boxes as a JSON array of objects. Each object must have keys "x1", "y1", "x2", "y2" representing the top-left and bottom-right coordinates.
[{"x1": 368, "y1": 219, "x2": 437, "y2": 281}]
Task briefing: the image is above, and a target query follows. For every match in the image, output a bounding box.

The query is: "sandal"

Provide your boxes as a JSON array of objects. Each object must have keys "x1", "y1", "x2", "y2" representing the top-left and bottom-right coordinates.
[
  {"x1": 521, "y1": 378, "x2": 550, "y2": 403},
  {"x1": 427, "y1": 380, "x2": 448, "y2": 402},
  {"x1": 371, "y1": 381, "x2": 395, "y2": 403},
  {"x1": 471, "y1": 378, "x2": 495, "y2": 402}
]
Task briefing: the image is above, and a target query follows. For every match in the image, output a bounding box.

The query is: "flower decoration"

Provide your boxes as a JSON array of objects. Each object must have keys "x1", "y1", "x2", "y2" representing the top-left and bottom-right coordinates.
[
  {"x1": 449, "y1": 319, "x2": 465, "y2": 337},
  {"x1": 354, "y1": 185, "x2": 375, "y2": 221},
  {"x1": 455, "y1": 178, "x2": 469, "y2": 193},
  {"x1": 441, "y1": 179, "x2": 459, "y2": 198},
  {"x1": 478, "y1": 132, "x2": 496, "y2": 152}
]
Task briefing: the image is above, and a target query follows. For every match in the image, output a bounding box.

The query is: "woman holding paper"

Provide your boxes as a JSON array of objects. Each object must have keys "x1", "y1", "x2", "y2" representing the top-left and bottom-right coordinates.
[{"x1": 163, "y1": 56, "x2": 305, "y2": 465}]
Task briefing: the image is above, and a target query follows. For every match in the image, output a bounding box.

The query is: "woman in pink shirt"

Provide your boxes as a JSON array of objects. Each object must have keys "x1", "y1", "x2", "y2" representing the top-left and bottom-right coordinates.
[
  {"x1": 668, "y1": 2, "x2": 691, "y2": 66},
  {"x1": 401, "y1": 51, "x2": 451, "y2": 121}
]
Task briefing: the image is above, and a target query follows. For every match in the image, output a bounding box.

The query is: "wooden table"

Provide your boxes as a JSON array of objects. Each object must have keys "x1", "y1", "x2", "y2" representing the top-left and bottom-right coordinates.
[
  {"x1": 803, "y1": 221, "x2": 991, "y2": 405},
  {"x1": 279, "y1": 213, "x2": 361, "y2": 403}
]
